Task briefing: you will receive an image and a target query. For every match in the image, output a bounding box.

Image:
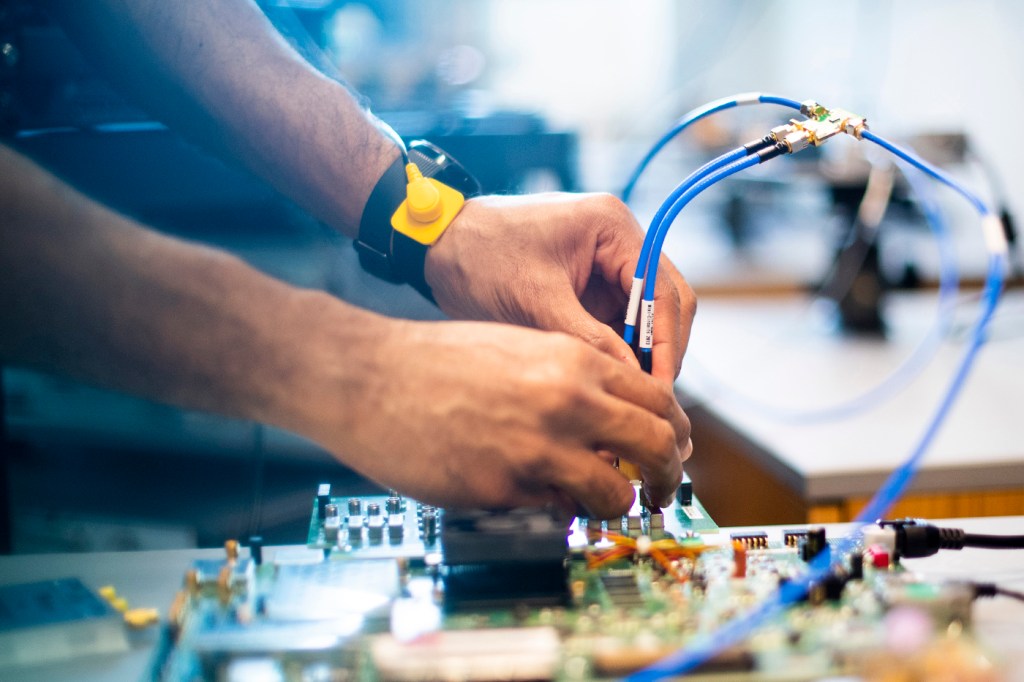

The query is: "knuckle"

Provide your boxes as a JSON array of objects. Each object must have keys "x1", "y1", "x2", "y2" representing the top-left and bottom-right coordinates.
[
  {"x1": 681, "y1": 438, "x2": 694, "y2": 463},
  {"x1": 679, "y1": 409, "x2": 692, "y2": 439},
  {"x1": 589, "y1": 193, "x2": 639, "y2": 230},
  {"x1": 652, "y1": 420, "x2": 677, "y2": 457},
  {"x1": 511, "y1": 446, "x2": 552, "y2": 482},
  {"x1": 680, "y1": 283, "x2": 697, "y2": 323},
  {"x1": 650, "y1": 382, "x2": 678, "y2": 419},
  {"x1": 589, "y1": 191, "x2": 628, "y2": 215}
]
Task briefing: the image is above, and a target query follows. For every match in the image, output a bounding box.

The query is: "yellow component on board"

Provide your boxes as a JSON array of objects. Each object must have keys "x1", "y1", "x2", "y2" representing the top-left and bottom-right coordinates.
[
  {"x1": 124, "y1": 607, "x2": 161, "y2": 629},
  {"x1": 391, "y1": 162, "x2": 465, "y2": 245}
]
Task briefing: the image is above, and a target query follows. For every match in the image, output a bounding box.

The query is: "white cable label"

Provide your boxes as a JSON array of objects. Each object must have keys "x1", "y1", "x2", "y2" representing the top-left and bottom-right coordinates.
[
  {"x1": 624, "y1": 277, "x2": 644, "y2": 326},
  {"x1": 982, "y1": 214, "x2": 1009, "y2": 256},
  {"x1": 735, "y1": 92, "x2": 761, "y2": 106},
  {"x1": 640, "y1": 300, "x2": 655, "y2": 349}
]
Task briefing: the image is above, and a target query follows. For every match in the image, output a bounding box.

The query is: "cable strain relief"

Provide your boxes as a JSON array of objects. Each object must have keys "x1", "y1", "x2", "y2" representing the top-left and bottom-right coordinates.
[
  {"x1": 938, "y1": 527, "x2": 966, "y2": 550},
  {"x1": 757, "y1": 142, "x2": 789, "y2": 163},
  {"x1": 743, "y1": 134, "x2": 776, "y2": 155},
  {"x1": 639, "y1": 350, "x2": 653, "y2": 374},
  {"x1": 972, "y1": 582, "x2": 997, "y2": 599}
]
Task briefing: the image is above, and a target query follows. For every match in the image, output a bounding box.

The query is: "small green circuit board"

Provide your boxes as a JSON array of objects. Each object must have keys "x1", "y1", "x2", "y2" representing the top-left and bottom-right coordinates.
[{"x1": 305, "y1": 491, "x2": 718, "y2": 555}]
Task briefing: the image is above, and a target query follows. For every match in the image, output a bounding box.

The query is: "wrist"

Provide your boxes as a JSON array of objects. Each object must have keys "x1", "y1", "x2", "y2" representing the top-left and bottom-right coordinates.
[{"x1": 422, "y1": 197, "x2": 478, "y2": 310}]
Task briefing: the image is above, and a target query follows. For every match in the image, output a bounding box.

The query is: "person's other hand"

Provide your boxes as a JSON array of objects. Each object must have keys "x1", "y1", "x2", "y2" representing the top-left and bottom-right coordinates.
[
  {"x1": 424, "y1": 193, "x2": 696, "y2": 384},
  {"x1": 307, "y1": 318, "x2": 690, "y2": 517}
]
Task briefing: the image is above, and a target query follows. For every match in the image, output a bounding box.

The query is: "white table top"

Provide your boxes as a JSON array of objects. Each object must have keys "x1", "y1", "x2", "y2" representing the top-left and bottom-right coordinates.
[{"x1": 678, "y1": 289, "x2": 1024, "y2": 498}]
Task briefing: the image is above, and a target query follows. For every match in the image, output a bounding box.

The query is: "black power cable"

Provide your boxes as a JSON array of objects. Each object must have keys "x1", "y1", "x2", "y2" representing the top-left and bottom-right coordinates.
[
  {"x1": 879, "y1": 519, "x2": 1024, "y2": 558},
  {"x1": 962, "y1": 532, "x2": 1024, "y2": 549},
  {"x1": 971, "y1": 583, "x2": 1024, "y2": 604}
]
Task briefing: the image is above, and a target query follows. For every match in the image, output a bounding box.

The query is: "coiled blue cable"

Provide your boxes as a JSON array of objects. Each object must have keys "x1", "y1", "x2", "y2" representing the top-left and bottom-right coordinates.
[
  {"x1": 683, "y1": 160, "x2": 961, "y2": 423},
  {"x1": 621, "y1": 93, "x2": 802, "y2": 204},
  {"x1": 626, "y1": 130, "x2": 1008, "y2": 682},
  {"x1": 629, "y1": 252, "x2": 1004, "y2": 682}
]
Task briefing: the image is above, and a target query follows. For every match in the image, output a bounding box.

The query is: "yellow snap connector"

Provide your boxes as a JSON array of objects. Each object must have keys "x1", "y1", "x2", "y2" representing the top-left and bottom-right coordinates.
[
  {"x1": 404, "y1": 163, "x2": 443, "y2": 223},
  {"x1": 124, "y1": 607, "x2": 161, "y2": 629},
  {"x1": 391, "y1": 163, "x2": 466, "y2": 246}
]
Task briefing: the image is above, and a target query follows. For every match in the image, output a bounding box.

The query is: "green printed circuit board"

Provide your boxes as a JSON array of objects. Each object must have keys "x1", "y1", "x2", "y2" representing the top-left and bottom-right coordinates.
[{"x1": 154, "y1": 481, "x2": 991, "y2": 681}]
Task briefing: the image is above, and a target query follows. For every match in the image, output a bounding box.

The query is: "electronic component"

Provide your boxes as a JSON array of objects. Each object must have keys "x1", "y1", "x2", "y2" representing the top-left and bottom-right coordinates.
[
  {"x1": 676, "y1": 472, "x2": 693, "y2": 505},
  {"x1": 370, "y1": 627, "x2": 559, "y2": 682},
  {"x1": 599, "y1": 570, "x2": 645, "y2": 609},
  {"x1": 730, "y1": 530, "x2": 769, "y2": 549},
  {"x1": 441, "y1": 507, "x2": 570, "y2": 611},
  {"x1": 316, "y1": 483, "x2": 331, "y2": 520},
  {"x1": 800, "y1": 527, "x2": 829, "y2": 562},
  {"x1": 783, "y1": 528, "x2": 809, "y2": 548},
  {"x1": 732, "y1": 540, "x2": 748, "y2": 578},
  {"x1": 247, "y1": 536, "x2": 263, "y2": 566}
]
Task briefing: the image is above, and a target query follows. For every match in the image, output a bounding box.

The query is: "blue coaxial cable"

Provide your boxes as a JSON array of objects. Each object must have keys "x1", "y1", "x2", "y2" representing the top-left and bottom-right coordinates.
[
  {"x1": 621, "y1": 93, "x2": 802, "y2": 204},
  {"x1": 623, "y1": 146, "x2": 747, "y2": 345}
]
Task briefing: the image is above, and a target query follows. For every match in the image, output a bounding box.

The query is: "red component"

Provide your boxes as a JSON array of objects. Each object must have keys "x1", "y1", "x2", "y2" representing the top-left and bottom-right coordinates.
[{"x1": 866, "y1": 545, "x2": 890, "y2": 569}]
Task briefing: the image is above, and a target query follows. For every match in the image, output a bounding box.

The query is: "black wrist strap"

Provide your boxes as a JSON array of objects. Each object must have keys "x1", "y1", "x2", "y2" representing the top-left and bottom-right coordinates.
[
  {"x1": 392, "y1": 221, "x2": 435, "y2": 303},
  {"x1": 355, "y1": 154, "x2": 407, "y2": 284},
  {"x1": 356, "y1": 140, "x2": 479, "y2": 304}
]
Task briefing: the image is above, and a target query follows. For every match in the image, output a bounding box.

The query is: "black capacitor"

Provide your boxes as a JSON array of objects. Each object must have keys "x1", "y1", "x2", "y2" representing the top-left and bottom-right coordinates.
[
  {"x1": 676, "y1": 474, "x2": 693, "y2": 506},
  {"x1": 367, "y1": 502, "x2": 381, "y2": 517},
  {"x1": 348, "y1": 498, "x2": 362, "y2": 516},
  {"x1": 801, "y1": 527, "x2": 828, "y2": 562},
  {"x1": 324, "y1": 503, "x2": 339, "y2": 519},
  {"x1": 386, "y1": 496, "x2": 402, "y2": 515},
  {"x1": 422, "y1": 509, "x2": 438, "y2": 542},
  {"x1": 849, "y1": 552, "x2": 864, "y2": 580},
  {"x1": 823, "y1": 573, "x2": 846, "y2": 601},
  {"x1": 248, "y1": 535, "x2": 263, "y2": 566},
  {"x1": 317, "y1": 487, "x2": 331, "y2": 520}
]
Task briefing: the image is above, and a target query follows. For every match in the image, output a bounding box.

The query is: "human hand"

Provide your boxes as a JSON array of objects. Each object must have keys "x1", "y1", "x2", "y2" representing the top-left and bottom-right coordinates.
[
  {"x1": 304, "y1": 316, "x2": 691, "y2": 518},
  {"x1": 424, "y1": 193, "x2": 696, "y2": 384}
]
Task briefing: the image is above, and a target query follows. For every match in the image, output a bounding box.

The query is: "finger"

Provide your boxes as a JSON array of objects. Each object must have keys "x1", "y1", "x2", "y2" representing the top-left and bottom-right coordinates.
[
  {"x1": 680, "y1": 436, "x2": 694, "y2": 463},
  {"x1": 542, "y1": 448, "x2": 637, "y2": 520},
  {"x1": 533, "y1": 287, "x2": 639, "y2": 369},
  {"x1": 650, "y1": 256, "x2": 696, "y2": 383},
  {"x1": 545, "y1": 488, "x2": 586, "y2": 520},
  {"x1": 588, "y1": 364, "x2": 690, "y2": 507},
  {"x1": 597, "y1": 360, "x2": 690, "y2": 448},
  {"x1": 582, "y1": 392, "x2": 684, "y2": 480},
  {"x1": 594, "y1": 213, "x2": 694, "y2": 384},
  {"x1": 644, "y1": 437, "x2": 693, "y2": 508},
  {"x1": 546, "y1": 384, "x2": 682, "y2": 511}
]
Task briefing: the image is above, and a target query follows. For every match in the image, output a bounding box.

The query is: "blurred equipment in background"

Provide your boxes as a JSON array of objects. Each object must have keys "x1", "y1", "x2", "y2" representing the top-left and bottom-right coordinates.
[{"x1": 820, "y1": 162, "x2": 895, "y2": 335}]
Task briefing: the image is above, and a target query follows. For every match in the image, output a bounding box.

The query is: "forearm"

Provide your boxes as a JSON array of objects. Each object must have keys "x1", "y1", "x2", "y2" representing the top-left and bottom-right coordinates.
[
  {"x1": 0, "y1": 144, "x2": 379, "y2": 435},
  {"x1": 45, "y1": 0, "x2": 397, "y2": 235}
]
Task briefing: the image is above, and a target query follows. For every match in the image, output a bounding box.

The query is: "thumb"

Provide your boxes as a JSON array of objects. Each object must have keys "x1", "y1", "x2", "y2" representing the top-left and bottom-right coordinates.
[{"x1": 534, "y1": 289, "x2": 639, "y2": 369}]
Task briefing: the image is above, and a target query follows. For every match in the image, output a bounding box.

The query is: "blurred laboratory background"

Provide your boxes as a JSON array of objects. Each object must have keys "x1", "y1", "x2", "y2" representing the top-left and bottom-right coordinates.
[{"x1": 2, "y1": 0, "x2": 1022, "y2": 553}]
